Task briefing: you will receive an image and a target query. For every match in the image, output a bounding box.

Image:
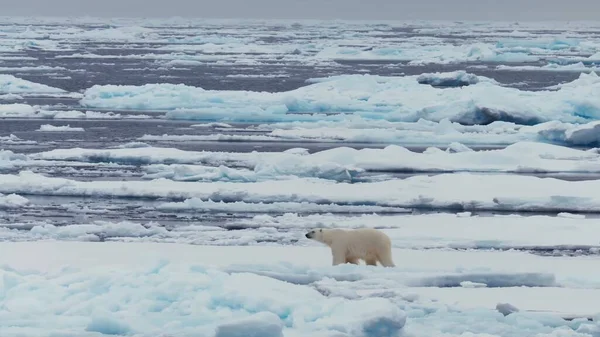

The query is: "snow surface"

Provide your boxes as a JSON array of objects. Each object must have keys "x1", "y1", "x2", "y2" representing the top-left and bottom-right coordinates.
[
  {"x1": 25, "y1": 142, "x2": 600, "y2": 182},
  {"x1": 142, "y1": 119, "x2": 600, "y2": 147},
  {"x1": 1, "y1": 170, "x2": 600, "y2": 212},
  {"x1": 1, "y1": 242, "x2": 600, "y2": 337},
  {"x1": 4, "y1": 213, "x2": 600, "y2": 251}
]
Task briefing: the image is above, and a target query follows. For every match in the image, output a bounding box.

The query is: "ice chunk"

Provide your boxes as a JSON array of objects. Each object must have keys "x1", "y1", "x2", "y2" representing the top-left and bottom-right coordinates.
[
  {"x1": 417, "y1": 70, "x2": 488, "y2": 87},
  {"x1": 215, "y1": 312, "x2": 284, "y2": 337},
  {"x1": 496, "y1": 303, "x2": 520, "y2": 316},
  {"x1": 190, "y1": 122, "x2": 233, "y2": 128},
  {"x1": 0, "y1": 93, "x2": 23, "y2": 100},
  {"x1": 143, "y1": 161, "x2": 358, "y2": 183},
  {"x1": 28, "y1": 220, "x2": 169, "y2": 241},
  {"x1": 142, "y1": 164, "x2": 258, "y2": 182},
  {"x1": 460, "y1": 281, "x2": 488, "y2": 288},
  {"x1": 0, "y1": 193, "x2": 29, "y2": 208},
  {"x1": 28, "y1": 146, "x2": 277, "y2": 167},
  {"x1": 37, "y1": 124, "x2": 85, "y2": 132},
  {"x1": 85, "y1": 315, "x2": 132, "y2": 335},
  {"x1": 0, "y1": 103, "x2": 37, "y2": 117},
  {"x1": 537, "y1": 120, "x2": 600, "y2": 146},
  {"x1": 0, "y1": 74, "x2": 66, "y2": 94}
]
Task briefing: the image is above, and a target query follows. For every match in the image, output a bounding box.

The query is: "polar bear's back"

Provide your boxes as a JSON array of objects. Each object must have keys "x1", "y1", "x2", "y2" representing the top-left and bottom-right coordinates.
[{"x1": 328, "y1": 228, "x2": 391, "y2": 257}]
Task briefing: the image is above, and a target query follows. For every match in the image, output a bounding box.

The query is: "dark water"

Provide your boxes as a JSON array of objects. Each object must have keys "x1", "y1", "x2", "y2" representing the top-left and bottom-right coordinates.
[{"x1": 2, "y1": 49, "x2": 581, "y2": 95}]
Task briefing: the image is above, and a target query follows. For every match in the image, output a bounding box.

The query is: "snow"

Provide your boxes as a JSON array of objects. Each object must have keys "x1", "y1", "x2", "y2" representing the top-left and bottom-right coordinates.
[
  {"x1": 37, "y1": 124, "x2": 85, "y2": 132},
  {"x1": 28, "y1": 146, "x2": 271, "y2": 167},
  {"x1": 5, "y1": 212, "x2": 600, "y2": 250},
  {"x1": 38, "y1": 110, "x2": 151, "y2": 120},
  {"x1": 27, "y1": 142, "x2": 600, "y2": 182},
  {"x1": 0, "y1": 193, "x2": 29, "y2": 208},
  {"x1": 416, "y1": 70, "x2": 489, "y2": 87},
  {"x1": 0, "y1": 106, "x2": 150, "y2": 119},
  {"x1": 141, "y1": 157, "x2": 359, "y2": 182},
  {"x1": 235, "y1": 212, "x2": 600, "y2": 249},
  {"x1": 313, "y1": 42, "x2": 541, "y2": 65},
  {"x1": 0, "y1": 242, "x2": 411, "y2": 337},
  {"x1": 0, "y1": 93, "x2": 23, "y2": 100},
  {"x1": 190, "y1": 122, "x2": 234, "y2": 128},
  {"x1": 0, "y1": 103, "x2": 37, "y2": 117},
  {"x1": 134, "y1": 141, "x2": 600, "y2": 181},
  {"x1": 497, "y1": 62, "x2": 600, "y2": 73},
  {"x1": 215, "y1": 312, "x2": 284, "y2": 337},
  {"x1": 81, "y1": 72, "x2": 600, "y2": 125},
  {"x1": 144, "y1": 119, "x2": 600, "y2": 147},
  {"x1": 155, "y1": 199, "x2": 410, "y2": 214},
  {"x1": 2, "y1": 170, "x2": 600, "y2": 213},
  {"x1": 537, "y1": 120, "x2": 600, "y2": 146},
  {"x1": 1, "y1": 242, "x2": 600, "y2": 337}
]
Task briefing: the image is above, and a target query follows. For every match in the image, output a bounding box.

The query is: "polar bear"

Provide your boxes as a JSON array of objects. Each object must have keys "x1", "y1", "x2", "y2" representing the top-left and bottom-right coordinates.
[{"x1": 305, "y1": 228, "x2": 395, "y2": 267}]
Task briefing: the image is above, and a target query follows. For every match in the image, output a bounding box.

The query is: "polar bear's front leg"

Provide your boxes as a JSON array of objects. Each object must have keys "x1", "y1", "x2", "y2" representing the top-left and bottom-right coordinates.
[{"x1": 331, "y1": 246, "x2": 346, "y2": 266}]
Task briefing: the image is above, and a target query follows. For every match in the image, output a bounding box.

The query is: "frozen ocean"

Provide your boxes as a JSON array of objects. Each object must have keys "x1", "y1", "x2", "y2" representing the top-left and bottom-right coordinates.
[{"x1": 2, "y1": 16, "x2": 600, "y2": 337}]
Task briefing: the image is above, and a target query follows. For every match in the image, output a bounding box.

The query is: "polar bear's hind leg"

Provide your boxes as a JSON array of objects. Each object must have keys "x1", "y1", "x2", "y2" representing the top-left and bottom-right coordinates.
[
  {"x1": 365, "y1": 257, "x2": 378, "y2": 266},
  {"x1": 345, "y1": 256, "x2": 360, "y2": 264},
  {"x1": 377, "y1": 251, "x2": 395, "y2": 267}
]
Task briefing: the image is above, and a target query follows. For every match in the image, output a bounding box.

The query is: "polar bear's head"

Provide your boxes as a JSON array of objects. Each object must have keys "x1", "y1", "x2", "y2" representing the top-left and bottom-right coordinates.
[{"x1": 305, "y1": 228, "x2": 329, "y2": 244}]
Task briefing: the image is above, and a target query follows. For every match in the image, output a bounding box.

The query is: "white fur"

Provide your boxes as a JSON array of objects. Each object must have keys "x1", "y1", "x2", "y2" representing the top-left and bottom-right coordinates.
[{"x1": 305, "y1": 228, "x2": 395, "y2": 267}]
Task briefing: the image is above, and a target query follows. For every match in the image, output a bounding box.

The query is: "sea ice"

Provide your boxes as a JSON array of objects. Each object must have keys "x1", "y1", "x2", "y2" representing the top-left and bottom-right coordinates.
[
  {"x1": 149, "y1": 118, "x2": 600, "y2": 147},
  {"x1": 156, "y1": 198, "x2": 410, "y2": 214},
  {"x1": 0, "y1": 244, "x2": 410, "y2": 337},
  {"x1": 81, "y1": 71, "x2": 600, "y2": 125},
  {"x1": 6, "y1": 212, "x2": 600, "y2": 252},
  {"x1": 233, "y1": 212, "x2": 600, "y2": 250},
  {"x1": 29, "y1": 141, "x2": 600, "y2": 181},
  {"x1": 0, "y1": 193, "x2": 29, "y2": 208},
  {"x1": 497, "y1": 62, "x2": 600, "y2": 73},
  {"x1": 215, "y1": 312, "x2": 284, "y2": 337},
  {"x1": 416, "y1": 70, "x2": 489, "y2": 87},
  {"x1": 0, "y1": 74, "x2": 66, "y2": 94},
  {"x1": 0, "y1": 103, "x2": 37, "y2": 117},
  {"x1": 0, "y1": 105, "x2": 134, "y2": 119},
  {"x1": 1, "y1": 170, "x2": 600, "y2": 213},
  {"x1": 37, "y1": 124, "x2": 85, "y2": 132},
  {"x1": 1, "y1": 242, "x2": 600, "y2": 337}
]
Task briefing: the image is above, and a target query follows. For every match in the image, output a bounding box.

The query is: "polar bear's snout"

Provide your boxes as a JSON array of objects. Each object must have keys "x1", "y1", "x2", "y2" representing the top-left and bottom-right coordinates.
[{"x1": 305, "y1": 229, "x2": 322, "y2": 239}]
